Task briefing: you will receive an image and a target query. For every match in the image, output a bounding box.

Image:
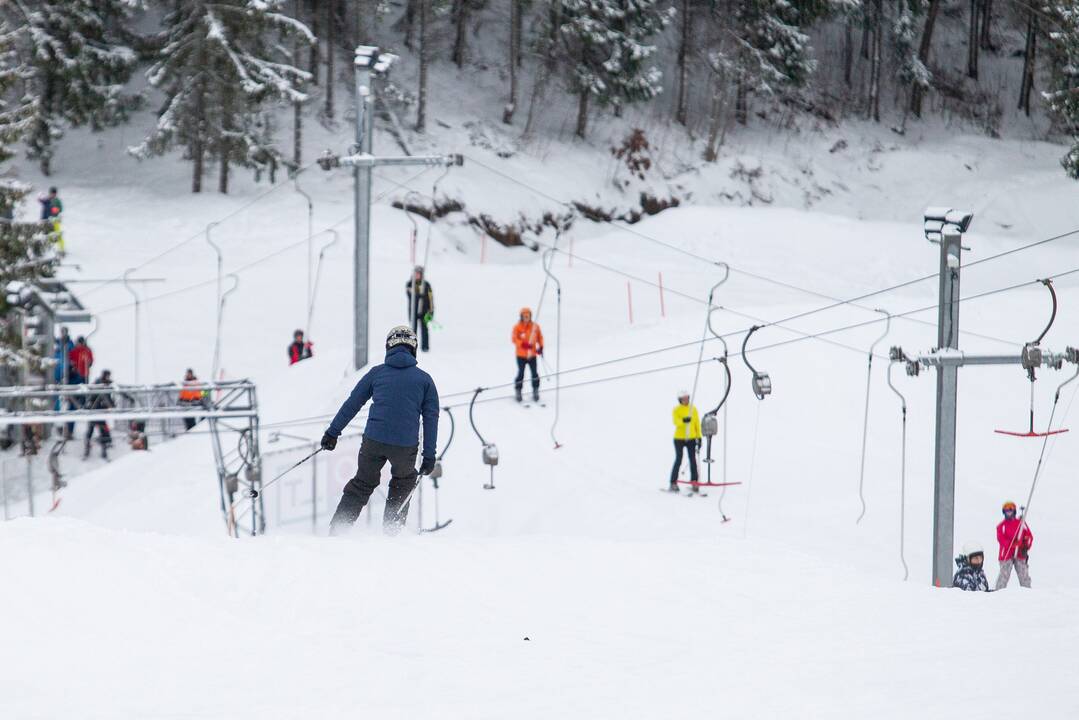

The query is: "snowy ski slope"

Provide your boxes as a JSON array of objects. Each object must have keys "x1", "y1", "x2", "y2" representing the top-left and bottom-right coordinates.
[{"x1": 2, "y1": 121, "x2": 1079, "y2": 717}]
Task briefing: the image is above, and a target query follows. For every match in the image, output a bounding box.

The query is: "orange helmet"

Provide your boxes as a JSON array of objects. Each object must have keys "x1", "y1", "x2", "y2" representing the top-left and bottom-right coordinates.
[{"x1": 1002, "y1": 501, "x2": 1017, "y2": 513}]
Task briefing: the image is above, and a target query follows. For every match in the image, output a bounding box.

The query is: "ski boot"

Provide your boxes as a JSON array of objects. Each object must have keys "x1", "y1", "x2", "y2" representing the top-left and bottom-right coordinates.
[
  {"x1": 515, "y1": 388, "x2": 523, "y2": 403},
  {"x1": 532, "y1": 388, "x2": 540, "y2": 403}
]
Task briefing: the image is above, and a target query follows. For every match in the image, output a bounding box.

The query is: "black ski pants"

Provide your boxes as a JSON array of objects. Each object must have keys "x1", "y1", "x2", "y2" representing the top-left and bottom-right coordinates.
[
  {"x1": 85, "y1": 421, "x2": 112, "y2": 457},
  {"x1": 515, "y1": 357, "x2": 540, "y2": 393},
  {"x1": 411, "y1": 314, "x2": 430, "y2": 352},
  {"x1": 670, "y1": 439, "x2": 699, "y2": 485},
  {"x1": 329, "y1": 437, "x2": 418, "y2": 535}
]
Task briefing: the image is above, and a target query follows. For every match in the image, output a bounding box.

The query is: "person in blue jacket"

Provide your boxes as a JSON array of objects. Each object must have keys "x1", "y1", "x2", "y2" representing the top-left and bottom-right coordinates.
[{"x1": 322, "y1": 325, "x2": 439, "y2": 535}]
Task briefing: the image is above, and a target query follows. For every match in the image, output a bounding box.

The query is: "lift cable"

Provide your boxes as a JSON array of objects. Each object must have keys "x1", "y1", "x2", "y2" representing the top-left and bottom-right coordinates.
[
  {"x1": 81, "y1": 159, "x2": 324, "y2": 299},
  {"x1": 91, "y1": 167, "x2": 434, "y2": 317}
]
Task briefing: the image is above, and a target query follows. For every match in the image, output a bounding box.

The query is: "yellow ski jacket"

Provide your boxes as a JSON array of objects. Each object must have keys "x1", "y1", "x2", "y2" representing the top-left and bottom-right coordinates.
[{"x1": 672, "y1": 403, "x2": 701, "y2": 440}]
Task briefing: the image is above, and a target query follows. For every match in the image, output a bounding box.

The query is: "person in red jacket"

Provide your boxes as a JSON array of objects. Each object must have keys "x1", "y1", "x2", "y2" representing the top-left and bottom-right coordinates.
[
  {"x1": 288, "y1": 329, "x2": 313, "y2": 365},
  {"x1": 68, "y1": 336, "x2": 93, "y2": 384},
  {"x1": 995, "y1": 500, "x2": 1033, "y2": 589}
]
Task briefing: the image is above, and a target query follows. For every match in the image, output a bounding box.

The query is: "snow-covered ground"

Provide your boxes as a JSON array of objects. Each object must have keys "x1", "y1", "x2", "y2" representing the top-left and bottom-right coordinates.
[{"x1": 3, "y1": 94, "x2": 1079, "y2": 717}]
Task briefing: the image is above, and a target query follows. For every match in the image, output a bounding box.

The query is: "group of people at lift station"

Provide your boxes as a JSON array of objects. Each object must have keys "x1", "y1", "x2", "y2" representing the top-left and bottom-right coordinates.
[
  {"x1": 50, "y1": 327, "x2": 114, "y2": 461},
  {"x1": 952, "y1": 501, "x2": 1035, "y2": 592},
  {"x1": 43, "y1": 327, "x2": 213, "y2": 463}
]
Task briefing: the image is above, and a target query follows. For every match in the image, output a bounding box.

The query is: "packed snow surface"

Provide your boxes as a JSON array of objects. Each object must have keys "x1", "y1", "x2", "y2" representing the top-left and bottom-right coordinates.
[{"x1": 3, "y1": 120, "x2": 1079, "y2": 718}]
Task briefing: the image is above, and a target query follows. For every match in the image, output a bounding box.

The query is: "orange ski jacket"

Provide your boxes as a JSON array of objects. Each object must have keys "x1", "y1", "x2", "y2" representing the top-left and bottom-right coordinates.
[{"x1": 512, "y1": 321, "x2": 544, "y2": 359}]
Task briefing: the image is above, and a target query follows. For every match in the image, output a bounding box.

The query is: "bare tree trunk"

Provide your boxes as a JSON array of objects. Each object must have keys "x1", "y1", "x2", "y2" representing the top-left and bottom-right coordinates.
[
  {"x1": 861, "y1": 23, "x2": 870, "y2": 60},
  {"x1": 219, "y1": 153, "x2": 230, "y2": 194},
  {"x1": 37, "y1": 74, "x2": 54, "y2": 176},
  {"x1": 192, "y1": 46, "x2": 207, "y2": 193},
  {"x1": 503, "y1": 0, "x2": 520, "y2": 124},
  {"x1": 867, "y1": 0, "x2": 882, "y2": 122},
  {"x1": 515, "y1": 0, "x2": 524, "y2": 67},
  {"x1": 192, "y1": 143, "x2": 203, "y2": 193},
  {"x1": 967, "y1": 0, "x2": 980, "y2": 79},
  {"x1": 524, "y1": 0, "x2": 561, "y2": 137},
  {"x1": 575, "y1": 90, "x2": 589, "y2": 139},
  {"x1": 910, "y1": 0, "x2": 940, "y2": 117},
  {"x1": 403, "y1": 0, "x2": 417, "y2": 50},
  {"x1": 293, "y1": 0, "x2": 303, "y2": 167},
  {"x1": 293, "y1": 86, "x2": 303, "y2": 169},
  {"x1": 309, "y1": 0, "x2": 320, "y2": 86},
  {"x1": 416, "y1": 0, "x2": 428, "y2": 132},
  {"x1": 452, "y1": 0, "x2": 469, "y2": 68},
  {"x1": 675, "y1": 0, "x2": 691, "y2": 125},
  {"x1": 1018, "y1": 12, "x2": 1037, "y2": 115},
  {"x1": 980, "y1": 0, "x2": 993, "y2": 50},
  {"x1": 843, "y1": 17, "x2": 854, "y2": 87},
  {"x1": 735, "y1": 75, "x2": 747, "y2": 125},
  {"x1": 324, "y1": 0, "x2": 335, "y2": 118},
  {"x1": 703, "y1": 73, "x2": 727, "y2": 162}
]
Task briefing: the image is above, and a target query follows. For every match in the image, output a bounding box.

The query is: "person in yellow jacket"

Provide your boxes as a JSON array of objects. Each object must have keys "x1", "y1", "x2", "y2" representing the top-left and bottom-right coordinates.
[{"x1": 669, "y1": 390, "x2": 701, "y2": 492}]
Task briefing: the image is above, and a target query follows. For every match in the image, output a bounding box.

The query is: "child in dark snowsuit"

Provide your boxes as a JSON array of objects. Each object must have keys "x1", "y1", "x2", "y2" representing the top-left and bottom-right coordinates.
[{"x1": 953, "y1": 543, "x2": 990, "y2": 592}]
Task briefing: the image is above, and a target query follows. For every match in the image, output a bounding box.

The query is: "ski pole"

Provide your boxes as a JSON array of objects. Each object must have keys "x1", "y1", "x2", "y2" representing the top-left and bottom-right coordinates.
[
  {"x1": 226, "y1": 447, "x2": 323, "y2": 536},
  {"x1": 247, "y1": 447, "x2": 323, "y2": 500}
]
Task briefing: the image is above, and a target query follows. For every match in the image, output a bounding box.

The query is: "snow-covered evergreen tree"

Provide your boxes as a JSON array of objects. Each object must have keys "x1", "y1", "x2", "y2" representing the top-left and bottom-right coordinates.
[
  {"x1": 1043, "y1": 2, "x2": 1079, "y2": 178},
  {"x1": 891, "y1": 0, "x2": 929, "y2": 129},
  {"x1": 729, "y1": 0, "x2": 817, "y2": 123},
  {"x1": 5, "y1": 0, "x2": 141, "y2": 175},
  {"x1": 559, "y1": 0, "x2": 674, "y2": 138},
  {"x1": 130, "y1": 1, "x2": 312, "y2": 193},
  {"x1": 1, "y1": 19, "x2": 54, "y2": 377},
  {"x1": 1, "y1": 19, "x2": 36, "y2": 220}
]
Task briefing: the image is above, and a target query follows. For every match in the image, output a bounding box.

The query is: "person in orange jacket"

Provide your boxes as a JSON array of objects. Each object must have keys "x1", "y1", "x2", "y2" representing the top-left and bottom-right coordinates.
[
  {"x1": 178, "y1": 368, "x2": 206, "y2": 431},
  {"x1": 512, "y1": 307, "x2": 544, "y2": 403}
]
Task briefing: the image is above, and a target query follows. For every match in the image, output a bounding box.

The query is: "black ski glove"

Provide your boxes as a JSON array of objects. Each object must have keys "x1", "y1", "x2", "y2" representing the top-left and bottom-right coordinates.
[
  {"x1": 320, "y1": 433, "x2": 337, "y2": 451},
  {"x1": 418, "y1": 456, "x2": 436, "y2": 476},
  {"x1": 682, "y1": 417, "x2": 691, "y2": 423}
]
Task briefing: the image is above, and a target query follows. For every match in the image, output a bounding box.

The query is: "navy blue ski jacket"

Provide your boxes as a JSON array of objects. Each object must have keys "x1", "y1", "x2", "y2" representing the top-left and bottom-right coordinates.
[{"x1": 326, "y1": 345, "x2": 439, "y2": 458}]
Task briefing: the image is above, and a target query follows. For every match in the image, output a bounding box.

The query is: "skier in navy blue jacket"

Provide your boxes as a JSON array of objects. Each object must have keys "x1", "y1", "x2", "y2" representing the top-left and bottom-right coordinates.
[{"x1": 322, "y1": 325, "x2": 439, "y2": 535}]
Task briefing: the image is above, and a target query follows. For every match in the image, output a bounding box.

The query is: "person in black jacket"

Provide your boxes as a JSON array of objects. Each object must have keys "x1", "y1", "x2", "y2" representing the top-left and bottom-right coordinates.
[
  {"x1": 84, "y1": 370, "x2": 114, "y2": 460},
  {"x1": 321, "y1": 326, "x2": 439, "y2": 535},
  {"x1": 953, "y1": 543, "x2": 990, "y2": 592},
  {"x1": 405, "y1": 265, "x2": 434, "y2": 352}
]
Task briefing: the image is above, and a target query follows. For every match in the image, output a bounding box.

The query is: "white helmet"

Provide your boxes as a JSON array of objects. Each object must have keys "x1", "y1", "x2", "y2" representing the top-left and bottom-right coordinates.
[
  {"x1": 386, "y1": 325, "x2": 418, "y2": 352},
  {"x1": 677, "y1": 389, "x2": 690, "y2": 399},
  {"x1": 962, "y1": 542, "x2": 984, "y2": 559}
]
